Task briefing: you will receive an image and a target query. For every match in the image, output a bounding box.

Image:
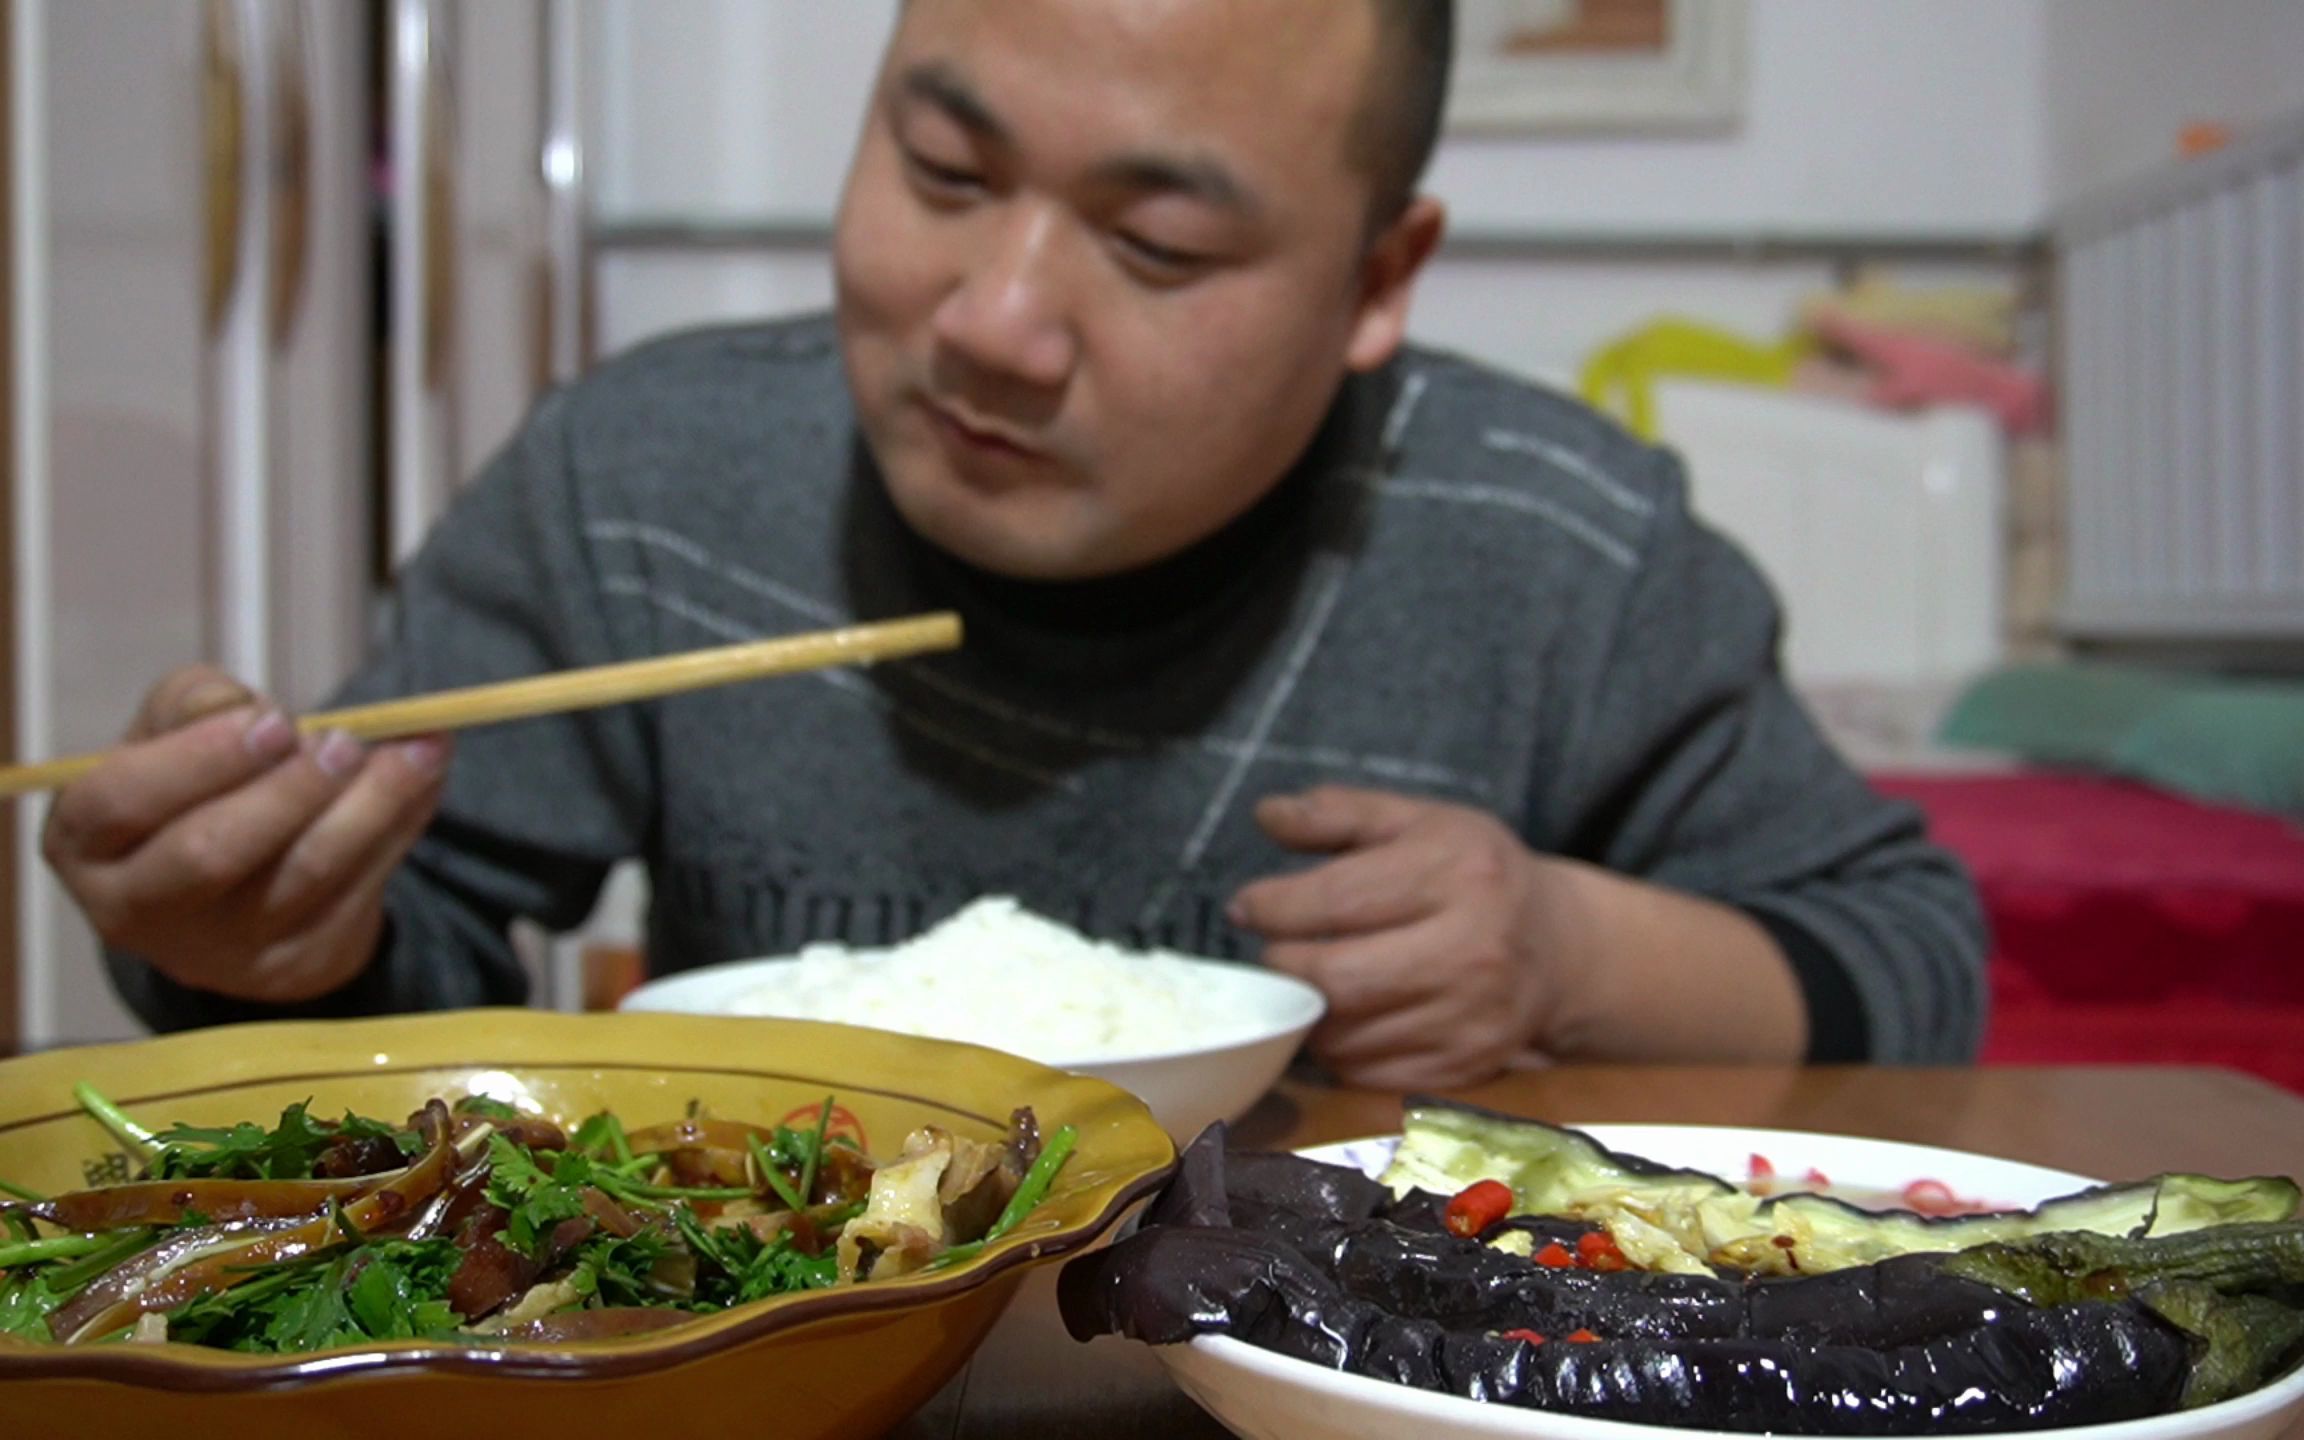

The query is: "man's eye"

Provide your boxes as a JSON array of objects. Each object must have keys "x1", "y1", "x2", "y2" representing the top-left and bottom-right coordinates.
[
  {"x1": 1116, "y1": 232, "x2": 1213, "y2": 276},
  {"x1": 904, "y1": 150, "x2": 984, "y2": 194}
]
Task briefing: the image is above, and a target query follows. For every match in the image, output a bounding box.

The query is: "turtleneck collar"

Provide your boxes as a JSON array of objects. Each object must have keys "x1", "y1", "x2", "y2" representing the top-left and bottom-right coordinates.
[{"x1": 842, "y1": 365, "x2": 1390, "y2": 685}]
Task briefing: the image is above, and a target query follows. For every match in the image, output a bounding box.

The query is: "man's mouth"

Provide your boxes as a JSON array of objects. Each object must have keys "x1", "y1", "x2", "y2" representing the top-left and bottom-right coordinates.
[{"x1": 924, "y1": 399, "x2": 1047, "y2": 462}]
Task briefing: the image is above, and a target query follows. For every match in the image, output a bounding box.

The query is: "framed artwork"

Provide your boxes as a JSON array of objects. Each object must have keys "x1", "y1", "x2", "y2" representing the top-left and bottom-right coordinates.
[{"x1": 1447, "y1": 0, "x2": 1749, "y2": 136}]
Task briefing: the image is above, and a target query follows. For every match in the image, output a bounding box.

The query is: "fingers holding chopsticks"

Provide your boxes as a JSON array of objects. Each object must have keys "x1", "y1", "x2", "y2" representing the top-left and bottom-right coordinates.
[
  {"x1": 3, "y1": 614, "x2": 963, "y2": 800},
  {"x1": 126, "y1": 664, "x2": 259, "y2": 740},
  {"x1": 42, "y1": 663, "x2": 455, "y2": 1003},
  {"x1": 51, "y1": 676, "x2": 300, "y2": 862}
]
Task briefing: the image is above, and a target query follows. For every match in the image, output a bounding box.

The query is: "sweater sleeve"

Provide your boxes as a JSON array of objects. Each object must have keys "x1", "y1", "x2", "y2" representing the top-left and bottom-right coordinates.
[
  {"x1": 108, "y1": 388, "x2": 658, "y2": 1030},
  {"x1": 1543, "y1": 446, "x2": 1988, "y2": 1064}
]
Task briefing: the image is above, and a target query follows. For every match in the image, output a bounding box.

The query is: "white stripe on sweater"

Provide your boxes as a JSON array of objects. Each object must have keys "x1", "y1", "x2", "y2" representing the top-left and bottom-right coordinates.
[
  {"x1": 1381, "y1": 369, "x2": 1429, "y2": 457},
  {"x1": 1140, "y1": 556, "x2": 1354, "y2": 931},
  {"x1": 1481, "y1": 427, "x2": 1657, "y2": 517},
  {"x1": 1368, "y1": 474, "x2": 1640, "y2": 569},
  {"x1": 591, "y1": 519, "x2": 845, "y2": 624}
]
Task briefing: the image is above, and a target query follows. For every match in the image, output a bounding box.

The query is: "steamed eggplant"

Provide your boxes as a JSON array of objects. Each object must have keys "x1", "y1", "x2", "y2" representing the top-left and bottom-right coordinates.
[
  {"x1": 1383, "y1": 1098, "x2": 2300, "y2": 1277},
  {"x1": 1058, "y1": 1107, "x2": 2304, "y2": 1434}
]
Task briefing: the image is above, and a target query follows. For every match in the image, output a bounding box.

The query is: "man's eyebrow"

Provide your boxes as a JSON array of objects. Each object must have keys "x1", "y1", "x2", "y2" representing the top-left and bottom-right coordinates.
[
  {"x1": 1092, "y1": 152, "x2": 1261, "y2": 217},
  {"x1": 898, "y1": 62, "x2": 1007, "y2": 145},
  {"x1": 894, "y1": 62, "x2": 1256, "y2": 218}
]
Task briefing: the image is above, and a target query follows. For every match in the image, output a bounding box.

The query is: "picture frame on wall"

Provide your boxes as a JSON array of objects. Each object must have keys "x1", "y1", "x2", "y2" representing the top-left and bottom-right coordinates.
[{"x1": 1447, "y1": 0, "x2": 1749, "y2": 136}]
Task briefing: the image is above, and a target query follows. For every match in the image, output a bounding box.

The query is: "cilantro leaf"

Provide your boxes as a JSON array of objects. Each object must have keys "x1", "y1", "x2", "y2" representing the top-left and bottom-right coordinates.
[
  {"x1": 483, "y1": 1136, "x2": 592, "y2": 1258},
  {"x1": 343, "y1": 1243, "x2": 462, "y2": 1339},
  {"x1": 567, "y1": 1229, "x2": 681, "y2": 1307},
  {"x1": 334, "y1": 1113, "x2": 423, "y2": 1159},
  {"x1": 568, "y1": 1112, "x2": 634, "y2": 1165},
  {"x1": 676, "y1": 1216, "x2": 839, "y2": 1307},
  {"x1": 0, "y1": 1274, "x2": 60, "y2": 1341},
  {"x1": 260, "y1": 1256, "x2": 361, "y2": 1352},
  {"x1": 767, "y1": 1124, "x2": 818, "y2": 1173},
  {"x1": 732, "y1": 1235, "x2": 838, "y2": 1301},
  {"x1": 148, "y1": 1100, "x2": 403, "y2": 1181},
  {"x1": 167, "y1": 1240, "x2": 462, "y2": 1354}
]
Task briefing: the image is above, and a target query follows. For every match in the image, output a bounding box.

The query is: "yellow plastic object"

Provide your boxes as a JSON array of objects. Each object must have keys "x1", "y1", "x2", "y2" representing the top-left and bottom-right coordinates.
[
  {"x1": 1579, "y1": 318, "x2": 1812, "y2": 439},
  {"x1": 0, "y1": 1009, "x2": 1175, "y2": 1440}
]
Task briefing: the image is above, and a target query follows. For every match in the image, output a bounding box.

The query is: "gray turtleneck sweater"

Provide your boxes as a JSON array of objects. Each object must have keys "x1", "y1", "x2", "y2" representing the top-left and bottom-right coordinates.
[{"x1": 111, "y1": 313, "x2": 1987, "y2": 1062}]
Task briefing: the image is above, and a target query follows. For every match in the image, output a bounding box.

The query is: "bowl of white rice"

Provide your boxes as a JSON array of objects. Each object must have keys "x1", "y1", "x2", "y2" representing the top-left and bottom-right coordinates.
[{"x1": 618, "y1": 897, "x2": 1325, "y2": 1142}]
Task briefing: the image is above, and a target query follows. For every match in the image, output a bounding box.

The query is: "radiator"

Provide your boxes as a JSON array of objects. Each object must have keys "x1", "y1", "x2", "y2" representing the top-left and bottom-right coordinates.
[{"x1": 2057, "y1": 107, "x2": 2304, "y2": 639}]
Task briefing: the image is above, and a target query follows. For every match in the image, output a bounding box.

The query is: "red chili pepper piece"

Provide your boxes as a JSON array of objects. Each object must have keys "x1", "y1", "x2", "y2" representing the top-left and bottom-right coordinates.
[
  {"x1": 1902, "y1": 1178, "x2": 1963, "y2": 1215},
  {"x1": 1747, "y1": 1151, "x2": 1775, "y2": 1195},
  {"x1": 1576, "y1": 1229, "x2": 1629, "y2": 1272},
  {"x1": 1443, "y1": 1179, "x2": 1515, "y2": 1238},
  {"x1": 1566, "y1": 1328, "x2": 1601, "y2": 1343},
  {"x1": 1499, "y1": 1328, "x2": 1548, "y2": 1346},
  {"x1": 1534, "y1": 1241, "x2": 1576, "y2": 1268},
  {"x1": 1804, "y1": 1167, "x2": 1832, "y2": 1189}
]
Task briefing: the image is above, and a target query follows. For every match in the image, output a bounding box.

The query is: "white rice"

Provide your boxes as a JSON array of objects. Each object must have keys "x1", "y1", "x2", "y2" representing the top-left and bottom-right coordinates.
[{"x1": 724, "y1": 896, "x2": 1260, "y2": 1062}]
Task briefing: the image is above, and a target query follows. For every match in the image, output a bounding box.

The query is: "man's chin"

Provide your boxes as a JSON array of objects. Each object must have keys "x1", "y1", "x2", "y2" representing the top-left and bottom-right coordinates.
[
  {"x1": 881, "y1": 480, "x2": 1107, "y2": 580},
  {"x1": 921, "y1": 525, "x2": 1118, "y2": 582}
]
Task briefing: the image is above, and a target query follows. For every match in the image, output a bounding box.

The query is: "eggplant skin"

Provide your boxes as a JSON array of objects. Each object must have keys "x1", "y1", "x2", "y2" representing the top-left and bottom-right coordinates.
[
  {"x1": 1327, "y1": 1220, "x2": 2037, "y2": 1350},
  {"x1": 1060, "y1": 1220, "x2": 2192, "y2": 1435},
  {"x1": 1438, "y1": 1310, "x2": 2190, "y2": 1435}
]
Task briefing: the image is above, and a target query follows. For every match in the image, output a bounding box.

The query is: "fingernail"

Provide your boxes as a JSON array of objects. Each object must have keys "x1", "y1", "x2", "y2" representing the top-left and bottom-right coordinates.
[
  {"x1": 242, "y1": 709, "x2": 297, "y2": 760},
  {"x1": 312, "y1": 728, "x2": 367, "y2": 779},
  {"x1": 1225, "y1": 896, "x2": 1249, "y2": 926},
  {"x1": 393, "y1": 735, "x2": 449, "y2": 779}
]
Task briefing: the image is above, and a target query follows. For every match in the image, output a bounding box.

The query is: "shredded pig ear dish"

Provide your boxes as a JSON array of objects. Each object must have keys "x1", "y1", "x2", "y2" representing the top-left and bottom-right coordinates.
[
  {"x1": 0, "y1": 1086, "x2": 1072, "y2": 1351},
  {"x1": 1058, "y1": 1100, "x2": 2304, "y2": 1434}
]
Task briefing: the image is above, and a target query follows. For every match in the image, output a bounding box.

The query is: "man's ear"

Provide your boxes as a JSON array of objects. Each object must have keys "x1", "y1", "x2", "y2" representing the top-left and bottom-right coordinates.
[{"x1": 1345, "y1": 195, "x2": 1446, "y2": 374}]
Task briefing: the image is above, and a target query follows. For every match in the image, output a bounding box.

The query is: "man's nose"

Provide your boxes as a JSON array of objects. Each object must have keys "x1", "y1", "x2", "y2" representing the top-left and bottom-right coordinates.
[{"x1": 931, "y1": 203, "x2": 1080, "y2": 390}]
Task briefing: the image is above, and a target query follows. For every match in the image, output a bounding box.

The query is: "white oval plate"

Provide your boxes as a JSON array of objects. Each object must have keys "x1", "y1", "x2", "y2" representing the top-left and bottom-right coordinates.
[{"x1": 1156, "y1": 1124, "x2": 2304, "y2": 1440}]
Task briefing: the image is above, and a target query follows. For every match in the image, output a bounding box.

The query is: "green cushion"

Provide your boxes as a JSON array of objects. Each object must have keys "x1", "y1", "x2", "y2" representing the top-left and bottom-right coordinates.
[
  {"x1": 1934, "y1": 662, "x2": 2197, "y2": 767},
  {"x1": 2110, "y1": 685, "x2": 2304, "y2": 820},
  {"x1": 1936, "y1": 662, "x2": 2304, "y2": 819}
]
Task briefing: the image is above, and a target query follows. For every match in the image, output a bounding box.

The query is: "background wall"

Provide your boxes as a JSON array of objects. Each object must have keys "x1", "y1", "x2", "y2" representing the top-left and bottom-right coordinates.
[
  {"x1": 2042, "y1": 0, "x2": 2304, "y2": 208},
  {"x1": 595, "y1": 0, "x2": 2049, "y2": 231}
]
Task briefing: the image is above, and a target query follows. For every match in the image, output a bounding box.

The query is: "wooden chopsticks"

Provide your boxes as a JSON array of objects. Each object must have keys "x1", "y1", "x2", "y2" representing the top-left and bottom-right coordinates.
[{"x1": 0, "y1": 611, "x2": 962, "y2": 800}]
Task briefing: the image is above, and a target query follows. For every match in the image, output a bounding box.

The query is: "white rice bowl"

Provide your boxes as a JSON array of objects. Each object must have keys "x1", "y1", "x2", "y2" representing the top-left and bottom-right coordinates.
[{"x1": 620, "y1": 897, "x2": 1325, "y2": 1141}]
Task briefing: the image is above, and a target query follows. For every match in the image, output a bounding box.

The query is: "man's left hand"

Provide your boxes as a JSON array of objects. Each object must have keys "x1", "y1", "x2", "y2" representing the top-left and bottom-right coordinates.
[{"x1": 1226, "y1": 784, "x2": 1587, "y2": 1090}]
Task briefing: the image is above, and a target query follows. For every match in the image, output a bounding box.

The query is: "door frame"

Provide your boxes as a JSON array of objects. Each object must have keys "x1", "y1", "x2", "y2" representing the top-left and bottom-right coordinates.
[{"x1": 0, "y1": 0, "x2": 20, "y2": 1057}]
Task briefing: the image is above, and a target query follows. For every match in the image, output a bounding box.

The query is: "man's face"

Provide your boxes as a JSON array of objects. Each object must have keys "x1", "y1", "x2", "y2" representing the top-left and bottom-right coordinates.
[{"x1": 834, "y1": 0, "x2": 1430, "y2": 580}]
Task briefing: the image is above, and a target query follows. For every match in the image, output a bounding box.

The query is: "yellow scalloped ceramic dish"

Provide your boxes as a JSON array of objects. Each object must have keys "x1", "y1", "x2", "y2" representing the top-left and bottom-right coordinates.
[{"x1": 0, "y1": 1009, "x2": 1175, "y2": 1440}]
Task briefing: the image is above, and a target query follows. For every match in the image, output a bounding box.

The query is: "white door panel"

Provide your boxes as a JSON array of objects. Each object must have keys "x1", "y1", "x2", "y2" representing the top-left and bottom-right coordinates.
[
  {"x1": 271, "y1": 0, "x2": 373, "y2": 713},
  {"x1": 36, "y1": 0, "x2": 213, "y2": 1046},
  {"x1": 389, "y1": 0, "x2": 551, "y2": 560},
  {"x1": 16, "y1": 0, "x2": 373, "y2": 1046}
]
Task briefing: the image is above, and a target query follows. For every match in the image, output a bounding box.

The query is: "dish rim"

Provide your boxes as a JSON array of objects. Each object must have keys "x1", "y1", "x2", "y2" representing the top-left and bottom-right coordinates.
[{"x1": 0, "y1": 1009, "x2": 1177, "y2": 1390}]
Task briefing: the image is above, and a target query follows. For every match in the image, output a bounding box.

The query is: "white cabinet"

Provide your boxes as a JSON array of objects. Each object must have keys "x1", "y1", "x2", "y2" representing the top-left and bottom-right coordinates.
[
  {"x1": 15, "y1": 0, "x2": 376, "y2": 1046},
  {"x1": 386, "y1": 0, "x2": 561, "y2": 565},
  {"x1": 10, "y1": 0, "x2": 569, "y2": 1047}
]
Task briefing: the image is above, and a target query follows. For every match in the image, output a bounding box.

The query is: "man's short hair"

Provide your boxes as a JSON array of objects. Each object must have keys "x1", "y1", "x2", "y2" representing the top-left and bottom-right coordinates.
[{"x1": 1355, "y1": 0, "x2": 1455, "y2": 228}]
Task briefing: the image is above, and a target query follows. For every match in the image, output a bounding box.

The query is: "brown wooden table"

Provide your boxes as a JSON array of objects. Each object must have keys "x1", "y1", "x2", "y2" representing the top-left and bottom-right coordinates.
[{"x1": 893, "y1": 1064, "x2": 2304, "y2": 1439}]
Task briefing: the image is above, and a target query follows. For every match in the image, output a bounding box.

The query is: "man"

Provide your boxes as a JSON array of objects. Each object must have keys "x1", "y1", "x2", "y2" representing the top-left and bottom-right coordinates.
[{"x1": 42, "y1": 0, "x2": 1985, "y2": 1087}]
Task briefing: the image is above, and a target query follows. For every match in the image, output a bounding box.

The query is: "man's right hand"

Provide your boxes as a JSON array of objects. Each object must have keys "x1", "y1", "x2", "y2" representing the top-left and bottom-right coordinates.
[{"x1": 41, "y1": 665, "x2": 454, "y2": 1004}]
